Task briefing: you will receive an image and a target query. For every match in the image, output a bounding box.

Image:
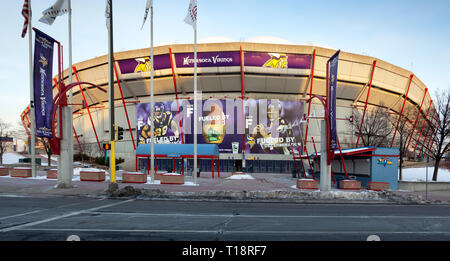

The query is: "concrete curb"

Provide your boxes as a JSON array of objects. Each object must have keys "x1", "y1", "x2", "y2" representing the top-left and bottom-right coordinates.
[{"x1": 99, "y1": 185, "x2": 449, "y2": 205}]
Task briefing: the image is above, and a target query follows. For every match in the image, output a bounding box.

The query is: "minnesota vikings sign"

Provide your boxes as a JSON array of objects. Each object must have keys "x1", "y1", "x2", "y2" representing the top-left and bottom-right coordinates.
[{"x1": 33, "y1": 29, "x2": 55, "y2": 138}]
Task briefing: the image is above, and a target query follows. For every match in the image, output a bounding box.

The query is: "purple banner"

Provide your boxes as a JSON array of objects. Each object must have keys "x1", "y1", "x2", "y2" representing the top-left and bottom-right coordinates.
[
  {"x1": 136, "y1": 101, "x2": 183, "y2": 145},
  {"x1": 117, "y1": 54, "x2": 171, "y2": 74},
  {"x1": 33, "y1": 29, "x2": 55, "y2": 138},
  {"x1": 244, "y1": 52, "x2": 311, "y2": 69},
  {"x1": 137, "y1": 98, "x2": 304, "y2": 155},
  {"x1": 328, "y1": 50, "x2": 340, "y2": 150},
  {"x1": 175, "y1": 51, "x2": 241, "y2": 68}
]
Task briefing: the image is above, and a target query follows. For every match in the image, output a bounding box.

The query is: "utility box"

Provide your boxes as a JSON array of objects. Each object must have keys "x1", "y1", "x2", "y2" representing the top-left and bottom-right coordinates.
[{"x1": 313, "y1": 147, "x2": 399, "y2": 190}]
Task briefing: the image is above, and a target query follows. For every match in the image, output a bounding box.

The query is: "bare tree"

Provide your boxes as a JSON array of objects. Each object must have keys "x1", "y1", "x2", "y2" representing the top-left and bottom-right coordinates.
[
  {"x1": 0, "y1": 119, "x2": 13, "y2": 165},
  {"x1": 347, "y1": 104, "x2": 392, "y2": 147},
  {"x1": 43, "y1": 139, "x2": 52, "y2": 167},
  {"x1": 416, "y1": 89, "x2": 450, "y2": 181}
]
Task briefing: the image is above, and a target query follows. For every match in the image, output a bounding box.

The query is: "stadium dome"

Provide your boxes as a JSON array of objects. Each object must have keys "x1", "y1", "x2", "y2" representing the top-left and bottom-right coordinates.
[{"x1": 21, "y1": 42, "x2": 436, "y2": 172}]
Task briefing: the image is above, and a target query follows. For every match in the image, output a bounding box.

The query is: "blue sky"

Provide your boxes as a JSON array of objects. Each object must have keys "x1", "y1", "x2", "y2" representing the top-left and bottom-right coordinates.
[{"x1": 1, "y1": 0, "x2": 449, "y2": 127}]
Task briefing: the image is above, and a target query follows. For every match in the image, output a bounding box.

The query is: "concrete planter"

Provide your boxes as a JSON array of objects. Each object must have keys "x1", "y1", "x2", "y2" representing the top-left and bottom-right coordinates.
[
  {"x1": 46, "y1": 169, "x2": 58, "y2": 179},
  {"x1": 0, "y1": 166, "x2": 9, "y2": 176},
  {"x1": 339, "y1": 180, "x2": 361, "y2": 190},
  {"x1": 122, "y1": 172, "x2": 147, "y2": 184},
  {"x1": 154, "y1": 171, "x2": 168, "y2": 180},
  {"x1": 80, "y1": 170, "x2": 105, "y2": 182},
  {"x1": 160, "y1": 173, "x2": 184, "y2": 185},
  {"x1": 296, "y1": 179, "x2": 319, "y2": 190},
  {"x1": 11, "y1": 167, "x2": 32, "y2": 178},
  {"x1": 367, "y1": 181, "x2": 389, "y2": 191}
]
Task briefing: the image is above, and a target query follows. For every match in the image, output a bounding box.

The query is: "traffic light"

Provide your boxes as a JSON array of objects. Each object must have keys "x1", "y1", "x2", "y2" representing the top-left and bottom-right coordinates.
[
  {"x1": 103, "y1": 143, "x2": 111, "y2": 150},
  {"x1": 117, "y1": 126, "x2": 124, "y2": 141}
]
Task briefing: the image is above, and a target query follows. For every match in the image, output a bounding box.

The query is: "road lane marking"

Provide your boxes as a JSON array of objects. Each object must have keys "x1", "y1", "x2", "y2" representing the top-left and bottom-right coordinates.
[
  {"x1": 0, "y1": 210, "x2": 44, "y2": 220},
  {"x1": 15, "y1": 228, "x2": 450, "y2": 235},
  {"x1": 85, "y1": 212, "x2": 450, "y2": 219},
  {"x1": 0, "y1": 199, "x2": 135, "y2": 233},
  {"x1": 0, "y1": 198, "x2": 110, "y2": 221}
]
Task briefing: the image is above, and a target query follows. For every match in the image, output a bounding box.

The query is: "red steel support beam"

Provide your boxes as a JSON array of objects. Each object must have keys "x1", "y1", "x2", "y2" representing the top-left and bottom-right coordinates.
[
  {"x1": 111, "y1": 59, "x2": 136, "y2": 150},
  {"x1": 424, "y1": 114, "x2": 439, "y2": 155},
  {"x1": 169, "y1": 48, "x2": 185, "y2": 144},
  {"x1": 71, "y1": 66, "x2": 102, "y2": 150},
  {"x1": 420, "y1": 110, "x2": 436, "y2": 154},
  {"x1": 240, "y1": 46, "x2": 246, "y2": 155},
  {"x1": 413, "y1": 101, "x2": 433, "y2": 151},
  {"x1": 72, "y1": 127, "x2": 83, "y2": 153},
  {"x1": 391, "y1": 74, "x2": 414, "y2": 147},
  {"x1": 406, "y1": 88, "x2": 428, "y2": 151},
  {"x1": 336, "y1": 135, "x2": 349, "y2": 180},
  {"x1": 355, "y1": 60, "x2": 377, "y2": 147},
  {"x1": 303, "y1": 49, "x2": 316, "y2": 148}
]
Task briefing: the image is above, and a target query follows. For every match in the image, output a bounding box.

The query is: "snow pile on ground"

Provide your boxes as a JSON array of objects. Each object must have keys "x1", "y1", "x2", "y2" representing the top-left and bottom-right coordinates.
[
  {"x1": 402, "y1": 167, "x2": 450, "y2": 182},
  {"x1": 1, "y1": 153, "x2": 25, "y2": 164},
  {"x1": 227, "y1": 174, "x2": 255, "y2": 180}
]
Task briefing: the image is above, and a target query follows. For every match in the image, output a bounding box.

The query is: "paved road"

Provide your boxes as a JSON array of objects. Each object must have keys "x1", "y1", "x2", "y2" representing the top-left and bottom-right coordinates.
[{"x1": 1, "y1": 195, "x2": 450, "y2": 241}]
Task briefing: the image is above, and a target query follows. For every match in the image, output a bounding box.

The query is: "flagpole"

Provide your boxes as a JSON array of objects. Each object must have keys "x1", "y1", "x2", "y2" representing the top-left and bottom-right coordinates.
[
  {"x1": 67, "y1": 0, "x2": 73, "y2": 181},
  {"x1": 150, "y1": 2, "x2": 155, "y2": 181},
  {"x1": 28, "y1": 0, "x2": 36, "y2": 178},
  {"x1": 193, "y1": 13, "x2": 198, "y2": 184},
  {"x1": 107, "y1": 0, "x2": 115, "y2": 184}
]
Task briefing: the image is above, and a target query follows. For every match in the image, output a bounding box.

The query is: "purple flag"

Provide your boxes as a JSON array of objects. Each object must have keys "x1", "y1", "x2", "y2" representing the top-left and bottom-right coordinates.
[
  {"x1": 33, "y1": 29, "x2": 55, "y2": 138},
  {"x1": 328, "y1": 50, "x2": 340, "y2": 150}
]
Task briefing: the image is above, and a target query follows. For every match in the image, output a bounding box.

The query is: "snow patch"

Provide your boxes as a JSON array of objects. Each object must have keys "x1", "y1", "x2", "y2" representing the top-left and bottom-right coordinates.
[
  {"x1": 402, "y1": 167, "x2": 450, "y2": 182},
  {"x1": 227, "y1": 174, "x2": 255, "y2": 180},
  {"x1": 1, "y1": 153, "x2": 25, "y2": 164}
]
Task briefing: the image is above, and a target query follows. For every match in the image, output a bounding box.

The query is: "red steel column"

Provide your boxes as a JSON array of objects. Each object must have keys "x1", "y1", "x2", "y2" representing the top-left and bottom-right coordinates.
[
  {"x1": 413, "y1": 101, "x2": 433, "y2": 151},
  {"x1": 169, "y1": 48, "x2": 185, "y2": 144},
  {"x1": 240, "y1": 46, "x2": 246, "y2": 154},
  {"x1": 336, "y1": 135, "x2": 348, "y2": 180},
  {"x1": 303, "y1": 50, "x2": 316, "y2": 148},
  {"x1": 71, "y1": 66, "x2": 102, "y2": 150},
  {"x1": 405, "y1": 88, "x2": 428, "y2": 151},
  {"x1": 420, "y1": 110, "x2": 436, "y2": 154},
  {"x1": 391, "y1": 74, "x2": 414, "y2": 147},
  {"x1": 112, "y1": 59, "x2": 136, "y2": 150},
  {"x1": 424, "y1": 114, "x2": 439, "y2": 154},
  {"x1": 355, "y1": 60, "x2": 377, "y2": 147}
]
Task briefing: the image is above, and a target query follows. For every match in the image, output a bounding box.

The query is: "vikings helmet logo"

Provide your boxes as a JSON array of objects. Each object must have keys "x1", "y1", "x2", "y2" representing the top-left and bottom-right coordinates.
[
  {"x1": 263, "y1": 53, "x2": 288, "y2": 69},
  {"x1": 39, "y1": 54, "x2": 48, "y2": 67},
  {"x1": 134, "y1": 57, "x2": 151, "y2": 73}
]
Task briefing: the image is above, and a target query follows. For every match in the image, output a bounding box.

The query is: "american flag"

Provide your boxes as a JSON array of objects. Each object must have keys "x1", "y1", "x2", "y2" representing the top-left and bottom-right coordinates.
[{"x1": 21, "y1": 0, "x2": 31, "y2": 38}]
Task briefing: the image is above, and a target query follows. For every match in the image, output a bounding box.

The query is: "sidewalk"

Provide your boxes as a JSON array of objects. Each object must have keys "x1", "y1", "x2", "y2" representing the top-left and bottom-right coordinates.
[{"x1": 1, "y1": 170, "x2": 450, "y2": 204}]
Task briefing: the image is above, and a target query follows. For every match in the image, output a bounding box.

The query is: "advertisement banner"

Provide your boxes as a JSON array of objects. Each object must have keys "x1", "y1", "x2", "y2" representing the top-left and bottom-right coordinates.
[
  {"x1": 33, "y1": 29, "x2": 55, "y2": 138},
  {"x1": 117, "y1": 54, "x2": 171, "y2": 74},
  {"x1": 136, "y1": 101, "x2": 183, "y2": 145},
  {"x1": 244, "y1": 52, "x2": 311, "y2": 69},
  {"x1": 174, "y1": 51, "x2": 241, "y2": 68},
  {"x1": 328, "y1": 50, "x2": 340, "y2": 150},
  {"x1": 137, "y1": 98, "x2": 304, "y2": 155},
  {"x1": 245, "y1": 99, "x2": 304, "y2": 155}
]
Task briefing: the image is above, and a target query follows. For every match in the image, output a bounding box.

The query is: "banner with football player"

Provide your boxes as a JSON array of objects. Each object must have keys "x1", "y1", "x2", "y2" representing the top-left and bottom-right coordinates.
[{"x1": 136, "y1": 99, "x2": 304, "y2": 155}]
